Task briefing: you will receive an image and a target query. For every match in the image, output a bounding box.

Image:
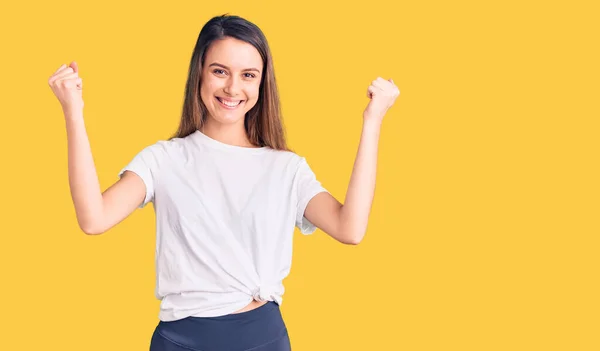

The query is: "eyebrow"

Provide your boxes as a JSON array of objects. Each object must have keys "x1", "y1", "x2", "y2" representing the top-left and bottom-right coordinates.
[{"x1": 208, "y1": 62, "x2": 260, "y2": 73}]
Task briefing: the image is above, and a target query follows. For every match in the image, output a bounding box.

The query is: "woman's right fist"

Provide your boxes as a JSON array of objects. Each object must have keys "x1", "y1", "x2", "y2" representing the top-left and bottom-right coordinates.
[{"x1": 48, "y1": 61, "x2": 84, "y2": 114}]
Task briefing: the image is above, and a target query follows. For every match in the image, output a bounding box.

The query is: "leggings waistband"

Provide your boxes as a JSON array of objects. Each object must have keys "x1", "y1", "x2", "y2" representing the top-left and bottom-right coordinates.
[{"x1": 150, "y1": 301, "x2": 290, "y2": 351}]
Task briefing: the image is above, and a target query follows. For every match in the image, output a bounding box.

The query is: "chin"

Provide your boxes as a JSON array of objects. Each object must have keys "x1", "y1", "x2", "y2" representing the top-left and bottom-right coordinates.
[
  {"x1": 206, "y1": 109, "x2": 245, "y2": 125},
  {"x1": 214, "y1": 115, "x2": 245, "y2": 125}
]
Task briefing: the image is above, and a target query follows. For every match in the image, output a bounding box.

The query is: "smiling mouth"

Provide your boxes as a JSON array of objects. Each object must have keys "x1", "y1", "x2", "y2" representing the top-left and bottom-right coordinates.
[{"x1": 216, "y1": 97, "x2": 244, "y2": 109}]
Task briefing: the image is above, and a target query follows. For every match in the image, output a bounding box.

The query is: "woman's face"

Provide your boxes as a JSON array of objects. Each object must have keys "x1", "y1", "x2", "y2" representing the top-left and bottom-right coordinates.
[{"x1": 200, "y1": 37, "x2": 263, "y2": 127}]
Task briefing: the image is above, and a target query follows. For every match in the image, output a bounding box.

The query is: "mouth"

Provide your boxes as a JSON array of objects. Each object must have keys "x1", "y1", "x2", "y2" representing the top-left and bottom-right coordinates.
[{"x1": 216, "y1": 96, "x2": 244, "y2": 109}]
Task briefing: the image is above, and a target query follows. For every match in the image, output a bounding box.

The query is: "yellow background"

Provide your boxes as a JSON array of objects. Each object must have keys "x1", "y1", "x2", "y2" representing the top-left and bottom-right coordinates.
[{"x1": 1, "y1": 0, "x2": 598, "y2": 350}]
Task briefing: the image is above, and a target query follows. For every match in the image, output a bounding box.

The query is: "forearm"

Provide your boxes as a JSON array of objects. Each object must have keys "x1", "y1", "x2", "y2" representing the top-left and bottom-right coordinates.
[
  {"x1": 339, "y1": 118, "x2": 382, "y2": 243},
  {"x1": 65, "y1": 109, "x2": 104, "y2": 233}
]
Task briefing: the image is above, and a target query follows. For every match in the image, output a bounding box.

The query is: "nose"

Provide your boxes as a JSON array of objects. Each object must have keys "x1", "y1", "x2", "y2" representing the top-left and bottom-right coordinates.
[{"x1": 223, "y1": 76, "x2": 241, "y2": 96}]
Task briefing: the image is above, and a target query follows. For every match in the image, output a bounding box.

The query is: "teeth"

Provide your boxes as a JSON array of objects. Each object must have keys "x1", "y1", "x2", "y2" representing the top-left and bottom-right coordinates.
[{"x1": 219, "y1": 98, "x2": 241, "y2": 107}]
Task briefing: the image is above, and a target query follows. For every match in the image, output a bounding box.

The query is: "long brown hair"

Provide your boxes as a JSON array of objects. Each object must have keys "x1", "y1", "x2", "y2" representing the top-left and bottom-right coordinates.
[{"x1": 169, "y1": 14, "x2": 291, "y2": 151}]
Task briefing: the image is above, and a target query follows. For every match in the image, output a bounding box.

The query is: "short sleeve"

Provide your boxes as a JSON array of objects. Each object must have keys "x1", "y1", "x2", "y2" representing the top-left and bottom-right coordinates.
[
  {"x1": 295, "y1": 157, "x2": 329, "y2": 235},
  {"x1": 117, "y1": 142, "x2": 166, "y2": 209}
]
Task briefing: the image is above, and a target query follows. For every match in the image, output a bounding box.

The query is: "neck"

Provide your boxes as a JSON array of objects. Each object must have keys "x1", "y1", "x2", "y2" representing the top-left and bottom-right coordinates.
[{"x1": 200, "y1": 119, "x2": 256, "y2": 148}]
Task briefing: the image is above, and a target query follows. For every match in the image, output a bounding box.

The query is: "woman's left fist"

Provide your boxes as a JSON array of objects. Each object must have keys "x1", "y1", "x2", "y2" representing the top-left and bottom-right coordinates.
[{"x1": 363, "y1": 77, "x2": 400, "y2": 122}]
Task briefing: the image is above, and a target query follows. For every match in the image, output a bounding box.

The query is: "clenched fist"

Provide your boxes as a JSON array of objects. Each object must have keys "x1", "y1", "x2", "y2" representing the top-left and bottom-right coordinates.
[
  {"x1": 363, "y1": 77, "x2": 400, "y2": 122},
  {"x1": 48, "y1": 61, "x2": 84, "y2": 116}
]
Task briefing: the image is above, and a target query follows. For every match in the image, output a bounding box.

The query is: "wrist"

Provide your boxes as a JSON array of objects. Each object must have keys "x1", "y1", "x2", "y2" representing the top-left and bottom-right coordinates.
[
  {"x1": 362, "y1": 115, "x2": 383, "y2": 129},
  {"x1": 63, "y1": 107, "x2": 84, "y2": 121}
]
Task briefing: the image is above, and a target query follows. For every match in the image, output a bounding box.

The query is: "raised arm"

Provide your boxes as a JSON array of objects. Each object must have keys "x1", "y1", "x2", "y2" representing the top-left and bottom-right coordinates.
[
  {"x1": 50, "y1": 62, "x2": 146, "y2": 235},
  {"x1": 65, "y1": 115, "x2": 146, "y2": 234},
  {"x1": 303, "y1": 77, "x2": 400, "y2": 244}
]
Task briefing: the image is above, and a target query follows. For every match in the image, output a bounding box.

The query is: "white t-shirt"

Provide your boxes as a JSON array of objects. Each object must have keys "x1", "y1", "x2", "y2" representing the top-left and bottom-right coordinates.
[{"x1": 118, "y1": 129, "x2": 328, "y2": 321}]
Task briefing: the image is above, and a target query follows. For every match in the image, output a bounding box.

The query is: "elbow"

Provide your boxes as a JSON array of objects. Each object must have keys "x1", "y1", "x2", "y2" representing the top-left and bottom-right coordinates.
[
  {"x1": 81, "y1": 225, "x2": 104, "y2": 235},
  {"x1": 336, "y1": 223, "x2": 366, "y2": 245},
  {"x1": 345, "y1": 236, "x2": 363, "y2": 245},
  {"x1": 342, "y1": 231, "x2": 365, "y2": 245},
  {"x1": 337, "y1": 213, "x2": 367, "y2": 245},
  {"x1": 77, "y1": 210, "x2": 108, "y2": 235},
  {"x1": 79, "y1": 220, "x2": 106, "y2": 235}
]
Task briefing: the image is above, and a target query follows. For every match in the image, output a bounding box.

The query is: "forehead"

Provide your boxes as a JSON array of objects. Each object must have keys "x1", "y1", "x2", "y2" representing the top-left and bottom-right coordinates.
[{"x1": 204, "y1": 37, "x2": 263, "y2": 70}]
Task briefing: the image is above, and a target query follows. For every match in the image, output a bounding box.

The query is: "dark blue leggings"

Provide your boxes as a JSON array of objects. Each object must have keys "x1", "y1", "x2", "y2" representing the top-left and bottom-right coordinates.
[{"x1": 149, "y1": 301, "x2": 291, "y2": 351}]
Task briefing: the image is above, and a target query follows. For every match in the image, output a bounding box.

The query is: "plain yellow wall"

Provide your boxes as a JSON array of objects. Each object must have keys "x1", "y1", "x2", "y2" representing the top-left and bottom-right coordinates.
[{"x1": 1, "y1": 0, "x2": 599, "y2": 350}]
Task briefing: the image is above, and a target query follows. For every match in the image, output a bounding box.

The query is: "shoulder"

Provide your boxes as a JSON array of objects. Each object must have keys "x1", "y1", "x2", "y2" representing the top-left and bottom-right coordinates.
[
  {"x1": 262, "y1": 149, "x2": 309, "y2": 170},
  {"x1": 263, "y1": 150, "x2": 322, "y2": 185},
  {"x1": 122, "y1": 136, "x2": 188, "y2": 174},
  {"x1": 138, "y1": 134, "x2": 187, "y2": 157}
]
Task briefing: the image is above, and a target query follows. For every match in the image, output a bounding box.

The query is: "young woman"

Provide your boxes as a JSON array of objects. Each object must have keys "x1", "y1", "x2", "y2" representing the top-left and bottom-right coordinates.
[{"x1": 49, "y1": 14, "x2": 399, "y2": 351}]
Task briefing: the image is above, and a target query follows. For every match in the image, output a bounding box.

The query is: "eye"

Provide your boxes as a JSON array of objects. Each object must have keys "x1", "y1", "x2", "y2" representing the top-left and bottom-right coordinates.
[
  {"x1": 244, "y1": 72, "x2": 256, "y2": 79},
  {"x1": 213, "y1": 69, "x2": 226, "y2": 75}
]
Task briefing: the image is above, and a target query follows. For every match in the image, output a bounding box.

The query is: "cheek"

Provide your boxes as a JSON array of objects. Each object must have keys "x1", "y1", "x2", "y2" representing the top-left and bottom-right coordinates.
[
  {"x1": 246, "y1": 84, "x2": 261, "y2": 102},
  {"x1": 200, "y1": 80, "x2": 218, "y2": 101},
  {"x1": 201, "y1": 80, "x2": 215, "y2": 93}
]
